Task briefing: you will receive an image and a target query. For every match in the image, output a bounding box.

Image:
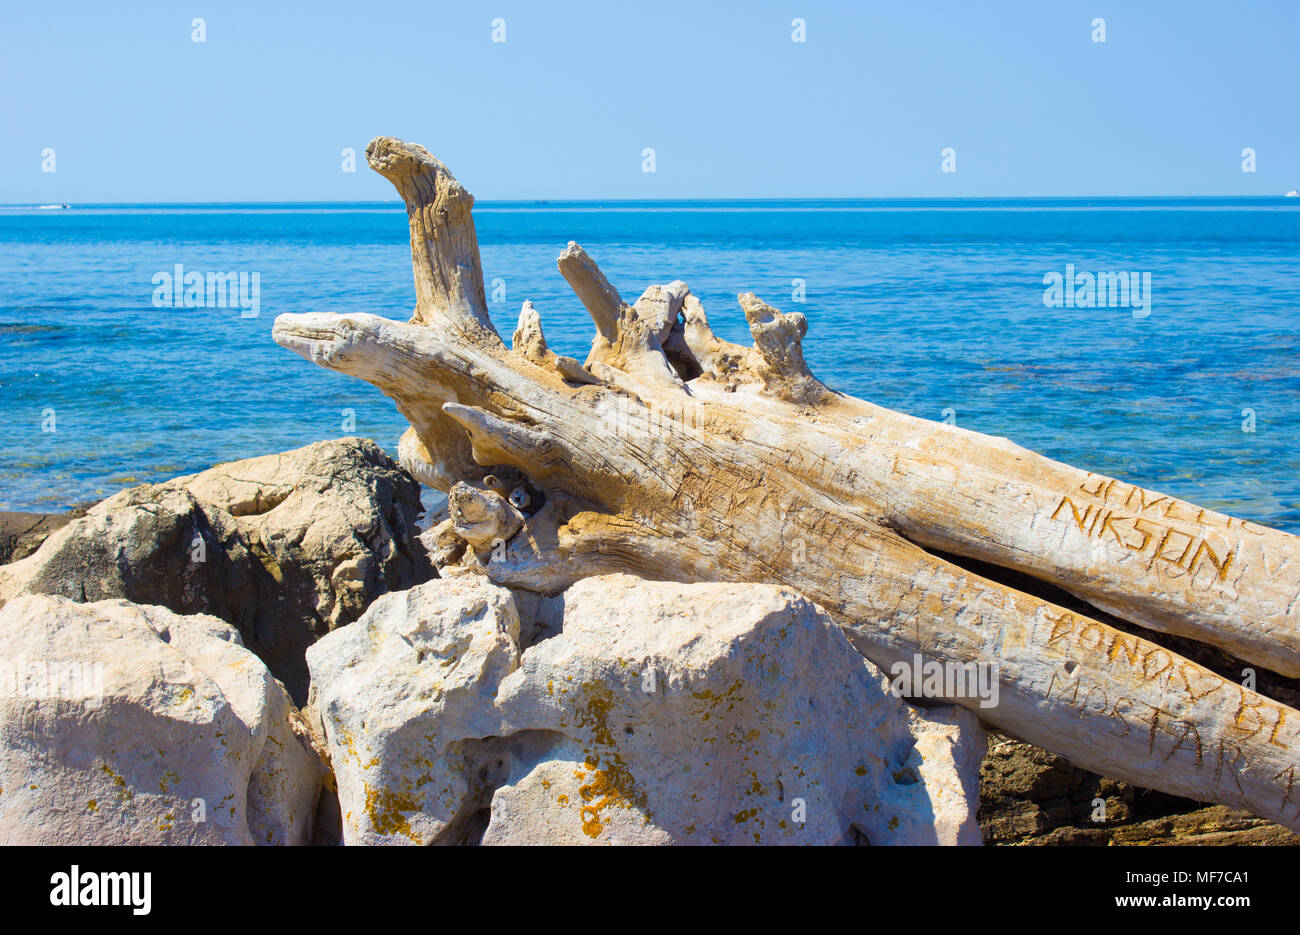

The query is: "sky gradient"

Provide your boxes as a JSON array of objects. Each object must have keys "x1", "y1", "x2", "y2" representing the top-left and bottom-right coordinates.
[{"x1": 2, "y1": 0, "x2": 1297, "y2": 201}]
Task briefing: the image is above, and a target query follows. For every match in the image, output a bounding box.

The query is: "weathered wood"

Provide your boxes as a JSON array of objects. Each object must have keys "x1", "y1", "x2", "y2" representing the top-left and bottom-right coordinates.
[{"x1": 273, "y1": 137, "x2": 1300, "y2": 830}]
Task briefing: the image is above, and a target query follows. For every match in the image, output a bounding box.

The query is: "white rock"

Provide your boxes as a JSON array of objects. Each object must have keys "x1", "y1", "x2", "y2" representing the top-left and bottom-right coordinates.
[
  {"x1": 305, "y1": 575, "x2": 521, "y2": 845},
  {"x1": 0, "y1": 594, "x2": 326, "y2": 845},
  {"x1": 307, "y1": 573, "x2": 985, "y2": 845},
  {"x1": 0, "y1": 437, "x2": 431, "y2": 705},
  {"x1": 486, "y1": 575, "x2": 984, "y2": 844}
]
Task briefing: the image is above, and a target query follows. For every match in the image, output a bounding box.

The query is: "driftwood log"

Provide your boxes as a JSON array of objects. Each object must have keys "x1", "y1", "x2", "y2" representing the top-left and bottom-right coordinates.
[{"x1": 274, "y1": 137, "x2": 1300, "y2": 831}]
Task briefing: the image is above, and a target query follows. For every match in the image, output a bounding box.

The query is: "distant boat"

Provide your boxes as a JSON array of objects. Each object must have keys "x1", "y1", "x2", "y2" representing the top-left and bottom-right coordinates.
[
  {"x1": 1286, "y1": 190, "x2": 1299, "y2": 198},
  {"x1": 35, "y1": 203, "x2": 70, "y2": 210}
]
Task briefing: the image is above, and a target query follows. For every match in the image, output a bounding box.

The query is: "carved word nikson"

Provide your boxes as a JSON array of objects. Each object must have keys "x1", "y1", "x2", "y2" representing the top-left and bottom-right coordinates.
[
  {"x1": 49, "y1": 866, "x2": 151, "y2": 915},
  {"x1": 152, "y1": 264, "x2": 260, "y2": 318},
  {"x1": 889, "y1": 654, "x2": 999, "y2": 708},
  {"x1": 1043, "y1": 263, "x2": 1151, "y2": 318},
  {"x1": 1051, "y1": 477, "x2": 1237, "y2": 588}
]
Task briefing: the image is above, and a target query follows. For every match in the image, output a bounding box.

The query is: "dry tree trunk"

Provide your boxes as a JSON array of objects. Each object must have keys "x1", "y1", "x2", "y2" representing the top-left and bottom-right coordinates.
[{"x1": 273, "y1": 137, "x2": 1300, "y2": 831}]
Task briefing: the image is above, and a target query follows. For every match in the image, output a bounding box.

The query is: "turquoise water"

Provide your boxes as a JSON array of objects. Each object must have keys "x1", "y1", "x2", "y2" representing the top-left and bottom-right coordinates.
[{"x1": 1, "y1": 198, "x2": 1298, "y2": 531}]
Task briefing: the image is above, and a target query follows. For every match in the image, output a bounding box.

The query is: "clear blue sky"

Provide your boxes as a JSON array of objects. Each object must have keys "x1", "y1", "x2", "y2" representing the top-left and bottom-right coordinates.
[{"x1": 2, "y1": 0, "x2": 1296, "y2": 201}]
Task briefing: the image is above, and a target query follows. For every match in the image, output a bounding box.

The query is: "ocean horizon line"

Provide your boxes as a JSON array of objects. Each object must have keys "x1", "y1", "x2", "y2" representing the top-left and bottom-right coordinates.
[{"x1": 3, "y1": 194, "x2": 1299, "y2": 211}]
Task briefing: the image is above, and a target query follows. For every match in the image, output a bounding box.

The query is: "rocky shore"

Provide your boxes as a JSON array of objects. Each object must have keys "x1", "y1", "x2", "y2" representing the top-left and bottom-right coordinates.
[
  {"x1": 0, "y1": 506, "x2": 90, "y2": 564},
  {"x1": 1, "y1": 438, "x2": 1293, "y2": 845}
]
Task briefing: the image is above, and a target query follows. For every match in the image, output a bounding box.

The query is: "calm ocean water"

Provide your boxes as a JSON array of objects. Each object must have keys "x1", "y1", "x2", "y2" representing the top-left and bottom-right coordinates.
[{"x1": 1, "y1": 198, "x2": 1298, "y2": 531}]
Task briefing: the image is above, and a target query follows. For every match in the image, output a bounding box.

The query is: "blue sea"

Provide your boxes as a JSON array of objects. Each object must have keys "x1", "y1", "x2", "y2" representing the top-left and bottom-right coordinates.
[{"x1": 2, "y1": 198, "x2": 1298, "y2": 532}]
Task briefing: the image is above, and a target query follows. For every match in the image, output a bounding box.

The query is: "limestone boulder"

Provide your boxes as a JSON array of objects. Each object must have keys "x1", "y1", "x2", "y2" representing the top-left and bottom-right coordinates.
[
  {"x1": 307, "y1": 573, "x2": 986, "y2": 845},
  {"x1": 0, "y1": 438, "x2": 431, "y2": 703},
  {"x1": 305, "y1": 575, "x2": 522, "y2": 845},
  {"x1": 0, "y1": 594, "x2": 327, "y2": 844},
  {"x1": 486, "y1": 575, "x2": 985, "y2": 845}
]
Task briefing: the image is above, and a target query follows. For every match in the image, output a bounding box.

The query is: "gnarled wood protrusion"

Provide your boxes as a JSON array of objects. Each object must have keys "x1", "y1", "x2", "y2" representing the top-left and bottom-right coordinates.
[{"x1": 365, "y1": 137, "x2": 497, "y2": 343}]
